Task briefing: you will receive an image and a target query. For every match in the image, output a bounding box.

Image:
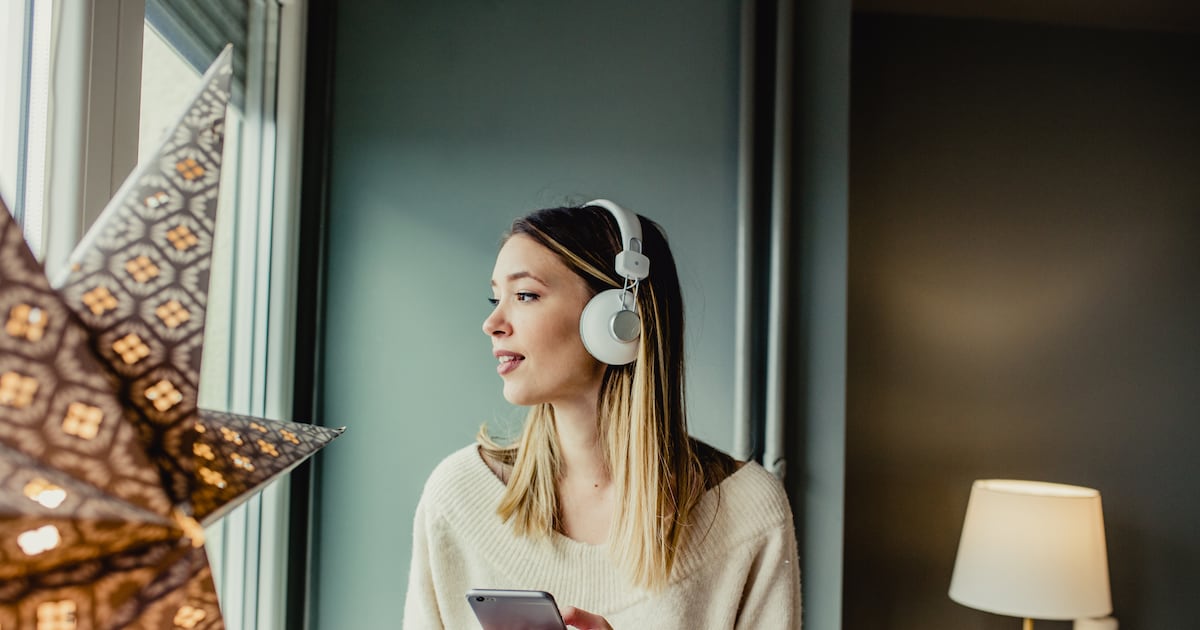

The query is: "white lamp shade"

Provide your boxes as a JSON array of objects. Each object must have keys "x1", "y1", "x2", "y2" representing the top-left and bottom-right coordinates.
[{"x1": 949, "y1": 479, "x2": 1112, "y2": 620}]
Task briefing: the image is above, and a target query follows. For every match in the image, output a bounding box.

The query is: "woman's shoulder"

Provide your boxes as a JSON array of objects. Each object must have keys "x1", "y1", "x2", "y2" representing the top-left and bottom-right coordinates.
[
  {"x1": 419, "y1": 443, "x2": 500, "y2": 507},
  {"x1": 700, "y1": 451, "x2": 794, "y2": 535},
  {"x1": 676, "y1": 451, "x2": 795, "y2": 578},
  {"x1": 412, "y1": 445, "x2": 517, "y2": 556},
  {"x1": 721, "y1": 461, "x2": 790, "y2": 508},
  {"x1": 429, "y1": 442, "x2": 484, "y2": 473}
]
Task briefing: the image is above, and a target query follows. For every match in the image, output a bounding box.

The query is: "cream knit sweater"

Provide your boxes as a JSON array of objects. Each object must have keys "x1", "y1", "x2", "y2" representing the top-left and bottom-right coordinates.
[{"x1": 403, "y1": 445, "x2": 802, "y2": 629}]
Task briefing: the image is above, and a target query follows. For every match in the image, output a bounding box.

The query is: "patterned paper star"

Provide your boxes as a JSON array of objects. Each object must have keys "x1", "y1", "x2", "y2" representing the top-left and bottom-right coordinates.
[{"x1": 0, "y1": 46, "x2": 343, "y2": 629}]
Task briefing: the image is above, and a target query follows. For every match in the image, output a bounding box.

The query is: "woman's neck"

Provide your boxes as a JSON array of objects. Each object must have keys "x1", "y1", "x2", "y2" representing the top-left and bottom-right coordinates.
[
  {"x1": 550, "y1": 398, "x2": 609, "y2": 485},
  {"x1": 550, "y1": 397, "x2": 615, "y2": 544}
]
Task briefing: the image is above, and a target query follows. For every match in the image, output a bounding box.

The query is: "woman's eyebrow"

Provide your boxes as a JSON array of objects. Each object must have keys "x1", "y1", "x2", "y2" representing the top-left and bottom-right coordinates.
[{"x1": 490, "y1": 270, "x2": 549, "y2": 287}]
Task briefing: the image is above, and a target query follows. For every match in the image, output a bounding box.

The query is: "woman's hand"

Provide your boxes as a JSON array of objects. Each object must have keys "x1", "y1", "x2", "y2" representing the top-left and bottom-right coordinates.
[{"x1": 560, "y1": 605, "x2": 613, "y2": 630}]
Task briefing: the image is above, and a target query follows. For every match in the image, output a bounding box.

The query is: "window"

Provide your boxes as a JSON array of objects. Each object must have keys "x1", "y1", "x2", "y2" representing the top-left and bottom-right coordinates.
[
  {"x1": 0, "y1": 0, "x2": 51, "y2": 254},
  {"x1": 2, "y1": 2, "x2": 310, "y2": 628}
]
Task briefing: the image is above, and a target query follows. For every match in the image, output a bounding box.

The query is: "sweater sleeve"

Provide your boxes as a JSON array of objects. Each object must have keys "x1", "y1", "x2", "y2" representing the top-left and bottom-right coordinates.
[
  {"x1": 403, "y1": 490, "x2": 445, "y2": 629},
  {"x1": 734, "y1": 513, "x2": 803, "y2": 629}
]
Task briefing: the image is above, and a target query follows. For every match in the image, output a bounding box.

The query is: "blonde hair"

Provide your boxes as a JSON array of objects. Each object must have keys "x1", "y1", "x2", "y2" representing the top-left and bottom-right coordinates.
[{"x1": 479, "y1": 205, "x2": 734, "y2": 591}]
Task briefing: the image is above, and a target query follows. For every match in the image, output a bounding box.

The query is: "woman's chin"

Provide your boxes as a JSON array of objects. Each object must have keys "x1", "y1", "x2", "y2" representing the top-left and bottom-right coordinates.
[{"x1": 501, "y1": 385, "x2": 535, "y2": 407}]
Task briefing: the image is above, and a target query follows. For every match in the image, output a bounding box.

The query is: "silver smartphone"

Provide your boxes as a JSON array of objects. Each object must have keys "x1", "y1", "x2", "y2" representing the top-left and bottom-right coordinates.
[{"x1": 466, "y1": 588, "x2": 567, "y2": 630}]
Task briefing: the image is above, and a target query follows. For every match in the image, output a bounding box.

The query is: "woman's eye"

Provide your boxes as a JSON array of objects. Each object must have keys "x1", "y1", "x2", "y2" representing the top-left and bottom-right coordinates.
[{"x1": 488, "y1": 292, "x2": 538, "y2": 307}]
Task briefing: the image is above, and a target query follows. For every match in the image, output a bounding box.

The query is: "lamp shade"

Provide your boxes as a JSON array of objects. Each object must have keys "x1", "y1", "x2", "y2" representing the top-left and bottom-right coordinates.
[{"x1": 949, "y1": 479, "x2": 1112, "y2": 620}]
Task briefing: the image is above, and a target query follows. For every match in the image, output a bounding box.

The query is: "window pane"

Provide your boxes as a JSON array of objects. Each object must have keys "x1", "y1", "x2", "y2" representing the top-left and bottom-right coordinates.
[
  {"x1": 141, "y1": 4, "x2": 296, "y2": 627},
  {"x1": 6, "y1": 0, "x2": 53, "y2": 257},
  {"x1": 22, "y1": 1, "x2": 52, "y2": 256},
  {"x1": 139, "y1": 24, "x2": 200, "y2": 161},
  {"x1": 0, "y1": 2, "x2": 26, "y2": 209}
]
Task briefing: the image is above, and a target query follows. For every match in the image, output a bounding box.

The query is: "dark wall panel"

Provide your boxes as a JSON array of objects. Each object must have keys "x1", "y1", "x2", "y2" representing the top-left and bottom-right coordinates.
[{"x1": 847, "y1": 14, "x2": 1200, "y2": 629}]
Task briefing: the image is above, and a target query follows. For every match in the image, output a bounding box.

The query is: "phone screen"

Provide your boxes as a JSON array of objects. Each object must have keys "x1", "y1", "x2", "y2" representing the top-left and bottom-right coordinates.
[{"x1": 466, "y1": 589, "x2": 568, "y2": 630}]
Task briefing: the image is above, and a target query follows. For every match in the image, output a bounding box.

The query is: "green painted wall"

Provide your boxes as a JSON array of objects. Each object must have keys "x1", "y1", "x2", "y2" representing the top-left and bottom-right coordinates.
[
  {"x1": 787, "y1": 1, "x2": 851, "y2": 629},
  {"x1": 313, "y1": 2, "x2": 743, "y2": 627}
]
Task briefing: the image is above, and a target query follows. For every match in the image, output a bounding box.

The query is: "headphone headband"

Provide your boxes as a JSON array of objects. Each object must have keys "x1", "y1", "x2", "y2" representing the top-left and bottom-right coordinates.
[{"x1": 585, "y1": 199, "x2": 649, "y2": 282}]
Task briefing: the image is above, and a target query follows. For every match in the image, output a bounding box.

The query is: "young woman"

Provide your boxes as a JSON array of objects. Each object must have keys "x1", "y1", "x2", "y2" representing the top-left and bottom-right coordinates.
[{"x1": 403, "y1": 201, "x2": 801, "y2": 629}]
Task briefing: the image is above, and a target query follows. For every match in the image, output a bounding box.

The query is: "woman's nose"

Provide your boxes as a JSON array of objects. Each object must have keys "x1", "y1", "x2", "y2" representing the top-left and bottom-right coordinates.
[{"x1": 483, "y1": 304, "x2": 510, "y2": 337}]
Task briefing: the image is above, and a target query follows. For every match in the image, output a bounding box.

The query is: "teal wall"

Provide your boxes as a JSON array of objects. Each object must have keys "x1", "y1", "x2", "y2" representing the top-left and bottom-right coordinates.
[
  {"x1": 787, "y1": 1, "x2": 851, "y2": 629},
  {"x1": 314, "y1": 2, "x2": 744, "y2": 627}
]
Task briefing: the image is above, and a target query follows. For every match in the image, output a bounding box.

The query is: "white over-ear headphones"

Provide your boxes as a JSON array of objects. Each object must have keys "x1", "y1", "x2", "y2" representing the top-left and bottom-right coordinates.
[{"x1": 578, "y1": 199, "x2": 650, "y2": 365}]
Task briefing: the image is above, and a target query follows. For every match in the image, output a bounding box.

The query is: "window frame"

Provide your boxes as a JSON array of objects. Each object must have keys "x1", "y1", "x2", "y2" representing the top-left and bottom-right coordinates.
[
  {"x1": 10, "y1": 1, "x2": 313, "y2": 628},
  {"x1": 40, "y1": 0, "x2": 145, "y2": 277}
]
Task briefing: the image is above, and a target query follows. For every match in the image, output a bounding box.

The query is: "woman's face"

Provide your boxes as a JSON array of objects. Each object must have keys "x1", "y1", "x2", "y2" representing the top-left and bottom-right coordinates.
[{"x1": 483, "y1": 234, "x2": 605, "y2": 409}]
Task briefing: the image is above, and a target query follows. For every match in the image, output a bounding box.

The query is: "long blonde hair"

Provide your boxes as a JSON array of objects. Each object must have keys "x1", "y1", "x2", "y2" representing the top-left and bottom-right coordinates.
[{"x1": 479, "y1": 204, "x2": 734, "y2": 591}]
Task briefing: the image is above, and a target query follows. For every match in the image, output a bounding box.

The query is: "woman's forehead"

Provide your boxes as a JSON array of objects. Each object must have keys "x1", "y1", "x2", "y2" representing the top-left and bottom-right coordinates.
[{"x1": 492, "y1": 234, "x2": 569, "y2": 284}]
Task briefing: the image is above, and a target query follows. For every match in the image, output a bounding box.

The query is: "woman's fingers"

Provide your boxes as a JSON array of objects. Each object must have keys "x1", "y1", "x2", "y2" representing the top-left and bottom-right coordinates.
[{"x1": 560, "y1": 605, "x2": 614, "y2": 630}]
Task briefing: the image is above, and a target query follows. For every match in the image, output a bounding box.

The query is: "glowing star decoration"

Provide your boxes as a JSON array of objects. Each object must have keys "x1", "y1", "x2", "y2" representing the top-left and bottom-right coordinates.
[{"x1": 0, "y1": 46, "x2": 343, "y2": 629}]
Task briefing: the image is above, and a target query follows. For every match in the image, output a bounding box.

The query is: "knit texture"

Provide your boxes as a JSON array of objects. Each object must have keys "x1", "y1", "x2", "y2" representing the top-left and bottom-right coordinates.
[{"x1": 403, "y1": 445, "x2": 802, "y2": 629}]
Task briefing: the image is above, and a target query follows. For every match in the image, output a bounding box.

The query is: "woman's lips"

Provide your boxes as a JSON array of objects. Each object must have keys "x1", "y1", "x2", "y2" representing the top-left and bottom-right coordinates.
[{"x1": 495, "y1": 352, "x2": 524, "y2": 375}]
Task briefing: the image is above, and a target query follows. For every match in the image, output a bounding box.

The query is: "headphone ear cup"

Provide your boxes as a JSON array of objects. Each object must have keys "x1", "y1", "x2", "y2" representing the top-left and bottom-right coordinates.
[{"x1": 580, "y1": 288, "x2": 640, "y2": 365}]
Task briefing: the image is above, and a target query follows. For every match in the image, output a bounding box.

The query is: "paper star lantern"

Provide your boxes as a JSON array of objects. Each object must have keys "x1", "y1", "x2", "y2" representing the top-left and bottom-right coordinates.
[{"x1": 0, "y1": 46, "x2": 343, "y2": 629}]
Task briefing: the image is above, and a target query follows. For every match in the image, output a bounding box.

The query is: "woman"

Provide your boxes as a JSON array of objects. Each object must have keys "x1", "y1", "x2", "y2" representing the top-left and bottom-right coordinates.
[{"x1": 403, "y1": 201, "x2": 800, "y2": 629}]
